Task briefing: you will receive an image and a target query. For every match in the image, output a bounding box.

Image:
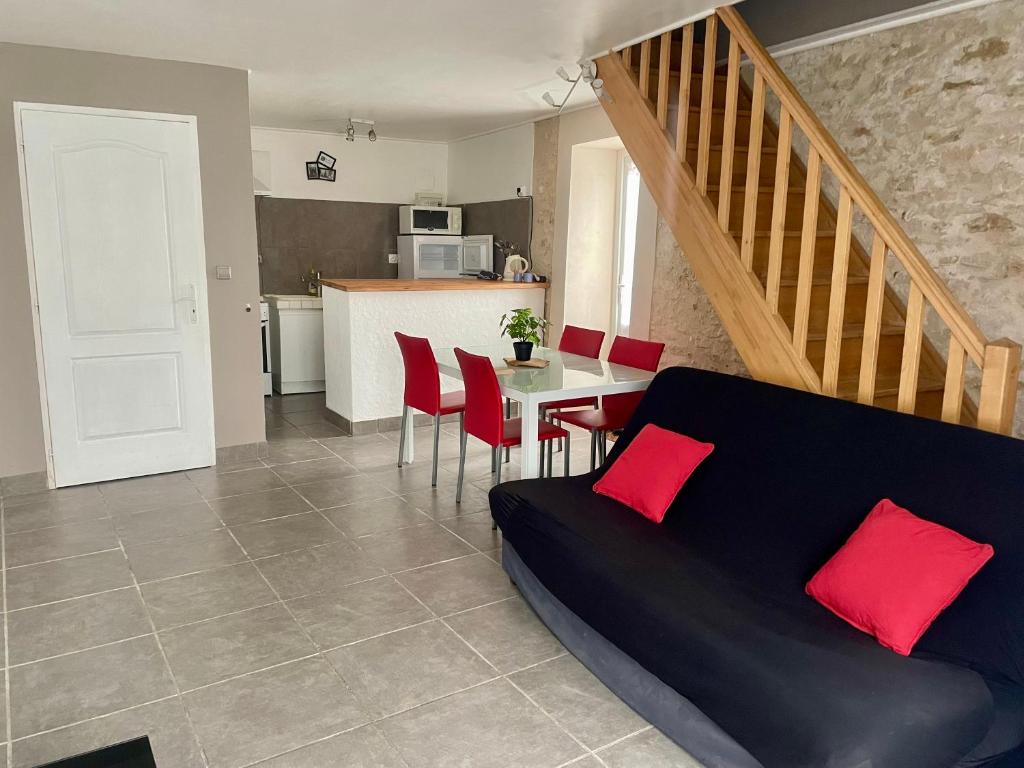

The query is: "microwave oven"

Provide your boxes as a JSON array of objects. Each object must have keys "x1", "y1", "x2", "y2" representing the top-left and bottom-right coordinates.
[
  {"x1": 397, "y1": 235, "x2": 493, "y2": 279},
  {"x1": 398, "y1": 205, "x2": 462, "y2": 235}
]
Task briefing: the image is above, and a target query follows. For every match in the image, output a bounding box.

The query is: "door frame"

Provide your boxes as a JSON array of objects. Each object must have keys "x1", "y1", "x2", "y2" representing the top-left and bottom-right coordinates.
[{"x1": 13, "y1": 102, "x2": 213, "y2": 489}]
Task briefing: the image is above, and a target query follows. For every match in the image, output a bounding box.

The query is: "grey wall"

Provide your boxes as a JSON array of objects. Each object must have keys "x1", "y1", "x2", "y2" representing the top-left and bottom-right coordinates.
[
  {"x1": 463, "y1": 198, "x2": 533, "y2": 276},
  {"x1": 256, "y1": 198, "x2": 398, "y2": 293},
  {"x1": 738, "y1": 0, "x2": 937, "y2": 47},
  {"x1": 0, "y1": 43, "x2": 264, "y2": 478}
]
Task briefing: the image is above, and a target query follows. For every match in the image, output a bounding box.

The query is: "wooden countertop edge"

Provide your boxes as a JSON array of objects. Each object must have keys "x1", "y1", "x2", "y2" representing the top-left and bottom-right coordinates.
[{"x1": 321, "y1": 278, "x2": 548, "y2": 292}]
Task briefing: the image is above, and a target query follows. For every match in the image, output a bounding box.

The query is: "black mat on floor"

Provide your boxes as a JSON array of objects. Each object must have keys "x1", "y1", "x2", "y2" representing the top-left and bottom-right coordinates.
[{"x1": 34, "y1": 737, "x2": 156, "y2": 768}]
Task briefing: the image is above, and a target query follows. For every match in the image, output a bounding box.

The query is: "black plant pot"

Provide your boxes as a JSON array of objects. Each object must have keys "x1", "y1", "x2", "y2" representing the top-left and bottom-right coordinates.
[{"x1": 513, "y1": 341, "x2": 534, "y2": 362}]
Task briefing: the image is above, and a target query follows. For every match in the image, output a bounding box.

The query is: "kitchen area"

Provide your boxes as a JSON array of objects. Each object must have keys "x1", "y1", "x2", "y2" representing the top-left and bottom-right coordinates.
[{"x1": 252, "y1": 123, "x2": 547, "y2": 437}]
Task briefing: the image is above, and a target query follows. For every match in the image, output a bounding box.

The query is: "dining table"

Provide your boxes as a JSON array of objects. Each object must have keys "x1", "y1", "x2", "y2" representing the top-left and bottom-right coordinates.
[{"x1": 402, "y1": 343, "x2": 657, "y2": 479}]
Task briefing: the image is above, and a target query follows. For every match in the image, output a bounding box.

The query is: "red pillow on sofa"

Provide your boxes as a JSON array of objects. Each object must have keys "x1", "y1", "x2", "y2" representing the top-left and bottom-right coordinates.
[
  {"x1": 806, "y1": 498, "x2": 994, "y2": 655},
  {"x1": 593, "y1": 424, "x2": 714, "y2": 523}
]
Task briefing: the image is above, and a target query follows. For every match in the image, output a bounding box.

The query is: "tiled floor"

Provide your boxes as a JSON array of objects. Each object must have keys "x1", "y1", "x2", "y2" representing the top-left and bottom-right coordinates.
[{"x1": 0, "y1": 393, "x2": 702, "y2": 768}]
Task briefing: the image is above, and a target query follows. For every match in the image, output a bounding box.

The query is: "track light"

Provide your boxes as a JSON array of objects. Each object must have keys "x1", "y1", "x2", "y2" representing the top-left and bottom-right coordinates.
[
  {"x1": 543, "y1": 59, "x2": 601, "y2": 112},
  {"x1": 368, "y1": 127, "x2": 376, "y2": 142},
  {"x1": 555, "y1": 66, "x2": 572, "y2": 82},
  {"x1": 345, "y1": 119, "x2": 355, "y2": 142},
  {"x1": 542, "y1": 92, "x2": 557, "y2": 107}
]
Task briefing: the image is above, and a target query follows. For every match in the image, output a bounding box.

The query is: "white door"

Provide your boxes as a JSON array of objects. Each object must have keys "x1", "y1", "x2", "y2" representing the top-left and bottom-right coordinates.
[{"x1": 18, "y1": 105, "x2": 215, "y2": 487}]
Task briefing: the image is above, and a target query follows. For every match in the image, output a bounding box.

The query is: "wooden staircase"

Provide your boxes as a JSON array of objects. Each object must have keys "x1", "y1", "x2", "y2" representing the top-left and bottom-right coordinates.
[{"x1": 595, "y1": 7, "x2": 1020, "y2": 434}]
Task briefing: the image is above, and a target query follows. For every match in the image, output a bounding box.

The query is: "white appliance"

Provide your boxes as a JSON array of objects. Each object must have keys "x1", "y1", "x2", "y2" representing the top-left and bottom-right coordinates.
[
  {"x1": 398, "y1": 205, "x2": 462, "y2": 235},
  {"x1": 265, "y1": 295, "x2": 325, "y2": 394},
  {"x1": 398, "y1": 235, "x2": 494, "y2": 279},
  {"x1": 260, "y1": 300, "x2": 272, "y2": 396}
]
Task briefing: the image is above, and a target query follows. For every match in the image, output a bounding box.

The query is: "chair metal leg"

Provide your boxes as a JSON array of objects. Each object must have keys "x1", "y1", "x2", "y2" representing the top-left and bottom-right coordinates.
[
  {"x1": 431, "y1": 414, "x2": 440, "y2": 487},
  {"x1": 491, "y1": 445, "x2": 497, "y2": 474},
  {"x1": 564, "y1": 436, "x2": 570, "y2": 477},
  {"x1": 456, "y1": 427, "x2": 468, "y2": 504},
  {"x1": 589, "y1": 430, "x2": 597, "y2": 471},
  {"x1": 505, "y1": 398, "x2": 512, "y2": 462},
  {"x1": 598, "y1": 432, "x2": 607, "y2": 464},
  {"x1": 495, "y1": 449, "x2": 503, "y2": 485},
  {"x1": 397, "y1": 404, "x2": 409, "y2": 467},
  {"x1": 539, "y1": 442, "x2": 545, "y2": 478},
  {"x1": 546, "y1": 438, "x2": 553, "y2": 477}
]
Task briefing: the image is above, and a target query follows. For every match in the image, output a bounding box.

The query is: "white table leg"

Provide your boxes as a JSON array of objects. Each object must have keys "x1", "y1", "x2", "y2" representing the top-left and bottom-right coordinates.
[
  {"x1": 519, "y1": 396, "x2": 540, "y2": 479},
  {"x1": 401, "y1": 407, "x2": 415, "y2": 463}
]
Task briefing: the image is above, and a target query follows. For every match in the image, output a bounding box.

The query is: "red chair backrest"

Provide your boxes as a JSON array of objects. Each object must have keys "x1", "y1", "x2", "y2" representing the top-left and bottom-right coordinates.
[
  {"x1": 558, "y1": 325, "x2": 605, "y2": 359},
  {"x1": 604, "y1": 335, "x2": 666, "y2": 419},
  {"x1": 395, "y1": 332, "x2": 441, "y2": 415},
  {"x1": 454, "y1": 347, "x2": 504, "y2": 447}
]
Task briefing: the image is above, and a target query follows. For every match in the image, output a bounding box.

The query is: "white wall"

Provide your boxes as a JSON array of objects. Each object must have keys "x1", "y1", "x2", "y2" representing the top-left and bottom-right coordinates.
[
  {"x1": 251, "y1": 126, "x2": 447, "y2": 203},
  {"x1": 564, "y1": 146, "x2": 618, "y2": 342},
  {"x1": 550, "y1": 107, "x2": 657, "y2": 346},
  {"x1": 447, "y1": 124, "x2": 534, "y2": 204}
]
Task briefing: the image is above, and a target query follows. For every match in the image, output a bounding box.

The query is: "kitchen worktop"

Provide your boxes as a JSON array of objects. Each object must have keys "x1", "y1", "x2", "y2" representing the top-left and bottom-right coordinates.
[{"x1": 320, "y1": 278, "x2": 547, "y2": 292}]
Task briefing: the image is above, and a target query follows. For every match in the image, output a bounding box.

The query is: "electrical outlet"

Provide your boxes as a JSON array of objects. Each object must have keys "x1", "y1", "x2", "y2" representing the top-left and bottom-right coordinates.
[
  {"x1": 388, "y1": 253, "x2": 399, "y2": 264},
  {"x1": 516, "y1": 184, "x2": 530, "y2": 197}
]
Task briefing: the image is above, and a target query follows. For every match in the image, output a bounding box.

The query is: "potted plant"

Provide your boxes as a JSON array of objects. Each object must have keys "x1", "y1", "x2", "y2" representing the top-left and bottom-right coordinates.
[{"x1": 500, "y1": 307, "x2": 547, "y2": 362}]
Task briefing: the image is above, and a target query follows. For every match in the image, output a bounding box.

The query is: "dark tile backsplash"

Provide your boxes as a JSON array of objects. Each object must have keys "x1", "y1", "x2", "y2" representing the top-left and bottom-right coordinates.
[
  {"x1": 462, "y1": 198, "x2": 534, "y2": 277},
  {"x1": 255, "y1": 196, "x2": 536, "y2": 294},
  {"x1": 255, "y1": 197, "x2": 398, "y2": 294}
]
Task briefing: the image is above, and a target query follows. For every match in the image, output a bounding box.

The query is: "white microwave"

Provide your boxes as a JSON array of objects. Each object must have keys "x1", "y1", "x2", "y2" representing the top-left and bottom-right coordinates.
[
  {"x1": 398, "y1": 235, "x2": 493, "y2": 279},
  {"x1": 398, "y1": 205, "x2": 462, "y2": 235}
]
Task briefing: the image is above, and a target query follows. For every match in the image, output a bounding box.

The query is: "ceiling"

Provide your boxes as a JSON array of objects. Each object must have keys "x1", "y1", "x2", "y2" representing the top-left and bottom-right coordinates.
[{"x1": 0, "y1": 0, "x2": 731, "y2": 141}]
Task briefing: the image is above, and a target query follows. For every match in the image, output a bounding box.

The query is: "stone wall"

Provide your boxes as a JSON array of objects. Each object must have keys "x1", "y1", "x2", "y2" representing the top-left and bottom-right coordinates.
[
  {"x1": 650, "y1": 218, "x2": 748, "y2": 373},
  {"x1": 530, "y1": 117, "x2": 559, "y2": 320},
  {"x1": 773, "y1": 0, "x2": 1024, "y2": 435}
]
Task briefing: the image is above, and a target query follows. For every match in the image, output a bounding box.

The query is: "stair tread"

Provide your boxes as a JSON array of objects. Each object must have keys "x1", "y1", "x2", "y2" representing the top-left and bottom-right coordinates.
[
  {"x1": 806, "y1": 323, "x2": 904, "y2": 342},
  {"x1": 837, "y1": 372, "x2": 945, "y2": 399},
  {"x1": 778, "y1": 275, "x2": 869, "y2": 287},
  {"x1": 686, "y1": 143, "x2": 777, "y2": 154}
]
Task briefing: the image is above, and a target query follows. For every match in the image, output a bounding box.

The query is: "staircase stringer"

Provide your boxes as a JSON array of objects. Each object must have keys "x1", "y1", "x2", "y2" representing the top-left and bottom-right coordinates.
[{"x1": 596, "y1": 52, "x2": 822, "y2": 393}]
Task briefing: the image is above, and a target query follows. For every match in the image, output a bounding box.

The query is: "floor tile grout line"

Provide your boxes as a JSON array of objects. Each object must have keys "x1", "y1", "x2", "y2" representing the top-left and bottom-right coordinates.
[
  {"x1": 174, "y1": 652, "x2": 321, "y2": 697},
  {"x1": 505, "y1": 675, "x2": 599, "y2": 764},
  {"x1": 7, "y1": 632, "x2": 156, "y2": 670},
  {"x1": 5, "y1": 545, "x2": 123, "y2": 571},
  {"x1": 3, "y1": 496, "x2": 15, "y2": 766},
  {"x1": 8, "y1": 693, "x2": 181, "y2": 745},
  {"x1": 116, "y1": 519, "x2": 212, "y2": 768}
]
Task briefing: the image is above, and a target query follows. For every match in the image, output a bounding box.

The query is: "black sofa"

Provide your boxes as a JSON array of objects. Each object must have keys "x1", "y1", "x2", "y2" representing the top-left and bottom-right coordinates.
[{"x1": 490, "y1": 367, "x2": 1024, "y2": 768}]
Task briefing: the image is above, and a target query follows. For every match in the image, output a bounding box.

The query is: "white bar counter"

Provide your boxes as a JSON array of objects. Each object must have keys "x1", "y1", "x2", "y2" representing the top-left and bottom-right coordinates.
[{"x1": 321, "y1": 278, "x2": 546, "y2": 435}]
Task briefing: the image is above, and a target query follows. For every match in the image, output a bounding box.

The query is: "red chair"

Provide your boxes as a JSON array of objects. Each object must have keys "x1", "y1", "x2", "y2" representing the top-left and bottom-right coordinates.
[
  {"x1": 539, "y1": 324, "x2": 606, "y2": 470},
  {"x1": 557, "y1": 335, "x2": 665, "y2": 471},
  {"x1": 454, "y1": 348, "x2": 569, "y2": 513},
  {"x1": 395, "y1": 332, "x2": 466, "y2": 487}
]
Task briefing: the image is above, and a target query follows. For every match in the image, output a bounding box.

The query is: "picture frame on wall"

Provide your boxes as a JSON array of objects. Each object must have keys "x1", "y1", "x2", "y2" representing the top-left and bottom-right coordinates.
[
  {"x1": 316, "y1": 151, "x2": 336, "y2": 169},
  {"x1": 318, "y1": 166, "x2": 337, "y2": 182},
  {"x1": 305, "y1": 161, "x2": 319, "y2": 180}
]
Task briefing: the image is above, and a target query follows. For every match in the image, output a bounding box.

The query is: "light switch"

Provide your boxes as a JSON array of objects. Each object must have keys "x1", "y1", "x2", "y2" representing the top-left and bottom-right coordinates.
[
  {"x1": 215, "y1": 265, "x2": 232, "y2": 280},
  {"x1": 388, "y1": 253, "x2": 399, "y2": 264}
]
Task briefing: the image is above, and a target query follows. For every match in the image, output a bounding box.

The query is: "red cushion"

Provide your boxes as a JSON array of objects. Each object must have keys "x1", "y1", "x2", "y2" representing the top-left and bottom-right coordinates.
[
  {"x1": 592, "y1": 424, "x2": 714, "y2": 523},
  {"x1": 806, "y1": 499, "x2": 994, "y2": 656}
]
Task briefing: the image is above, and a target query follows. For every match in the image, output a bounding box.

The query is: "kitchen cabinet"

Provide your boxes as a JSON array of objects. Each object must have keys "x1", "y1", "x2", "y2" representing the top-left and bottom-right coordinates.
[{"x1": 264, "y1": 295, "x2": 325, "y2": 394}]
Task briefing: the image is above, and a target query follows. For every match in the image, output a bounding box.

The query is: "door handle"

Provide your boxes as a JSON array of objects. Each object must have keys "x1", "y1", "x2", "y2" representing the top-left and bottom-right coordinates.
[{"x1": 175, "y1": 284, "x2": 198, "y2": 324}]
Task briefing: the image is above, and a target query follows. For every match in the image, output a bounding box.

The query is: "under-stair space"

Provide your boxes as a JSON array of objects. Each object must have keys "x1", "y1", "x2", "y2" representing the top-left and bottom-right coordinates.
[{"x1": 595, "y1": 7, "x2": 1020, "y2": 434}]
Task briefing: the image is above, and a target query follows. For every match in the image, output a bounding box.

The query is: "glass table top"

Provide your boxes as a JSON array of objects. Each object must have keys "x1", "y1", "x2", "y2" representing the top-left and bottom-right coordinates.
[{"x1": 434, "y1": 344, "x2": 655, "y2": 397}]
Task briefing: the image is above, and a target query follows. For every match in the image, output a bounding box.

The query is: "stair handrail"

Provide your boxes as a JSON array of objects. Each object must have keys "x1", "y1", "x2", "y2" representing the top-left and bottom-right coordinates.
[{"x1": 715, "y1": 6, "x2": 988, "y2": 365}]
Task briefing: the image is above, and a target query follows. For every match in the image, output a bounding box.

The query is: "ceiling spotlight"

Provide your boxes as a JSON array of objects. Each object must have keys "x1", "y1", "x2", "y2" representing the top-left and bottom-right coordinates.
[
  {"x1": 555, "y1": 66, "x2": 572, "y2": 82},
  {"x1": 578, "y1": 59, "x2": 597, "y2": 83},
  {"x1": 345, "y1": 119, "x2": 355, "y2": 142},
  {"x1": 368, "y1": 127, "x2": 377, "y2": 142},
  {"x1": 542, "y1": 91, "x2": 557, "y2": 108}
]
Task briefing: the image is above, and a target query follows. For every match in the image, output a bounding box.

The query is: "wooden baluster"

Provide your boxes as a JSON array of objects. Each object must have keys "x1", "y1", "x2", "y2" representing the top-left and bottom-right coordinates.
[
  {"x1": 621, "y1": 46, "x2": 632, "y2": 68},
  {"x1": 897, "y1": 283, "x2": 925, "y2": 414},
  {"x1": 857, "y1": 234, "x2": 887, "y2": 404},
  {"x1": 656, "y1": 32, "x2": 672, "y2": 128},
  {"x1": 766, "y1": 108, "x2": 793, "y2": 311},
  {"x1": 977, "y1": 339, "x2": 1022, "y2": 434},
  {"x1": 941, "y1": 336, "x2": 966, "y2": 424},
  {"x1": 696, "y1": 14, "x2": 718, "y2": 194},
  {"x1": 822, "y1": 186, "x2": 853, "y2": 396},
  {"x1": 676, "y1": 25, "x2": 694, "y2": 162},
  {"x1": 717, "y1": 37, "x2": 741, "y2": 231},
  {"x1": 739, "y1": 71, "x2": 765, "y2": 270},
  {"x1": 639, "y1": 39, "x2": 652, "y2": 100},
  {"x1": 792, "y1": 147, "x2": 821, "y2": 358}
]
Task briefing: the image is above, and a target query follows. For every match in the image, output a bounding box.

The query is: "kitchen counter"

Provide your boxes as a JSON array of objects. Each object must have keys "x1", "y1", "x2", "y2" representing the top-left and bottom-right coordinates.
[
  {"x1": 321, "y1": 278, "x2": 547, "y2": 292},
  {"x1": 321, "y1": 278, "x2": 545, "y2": 435}
]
